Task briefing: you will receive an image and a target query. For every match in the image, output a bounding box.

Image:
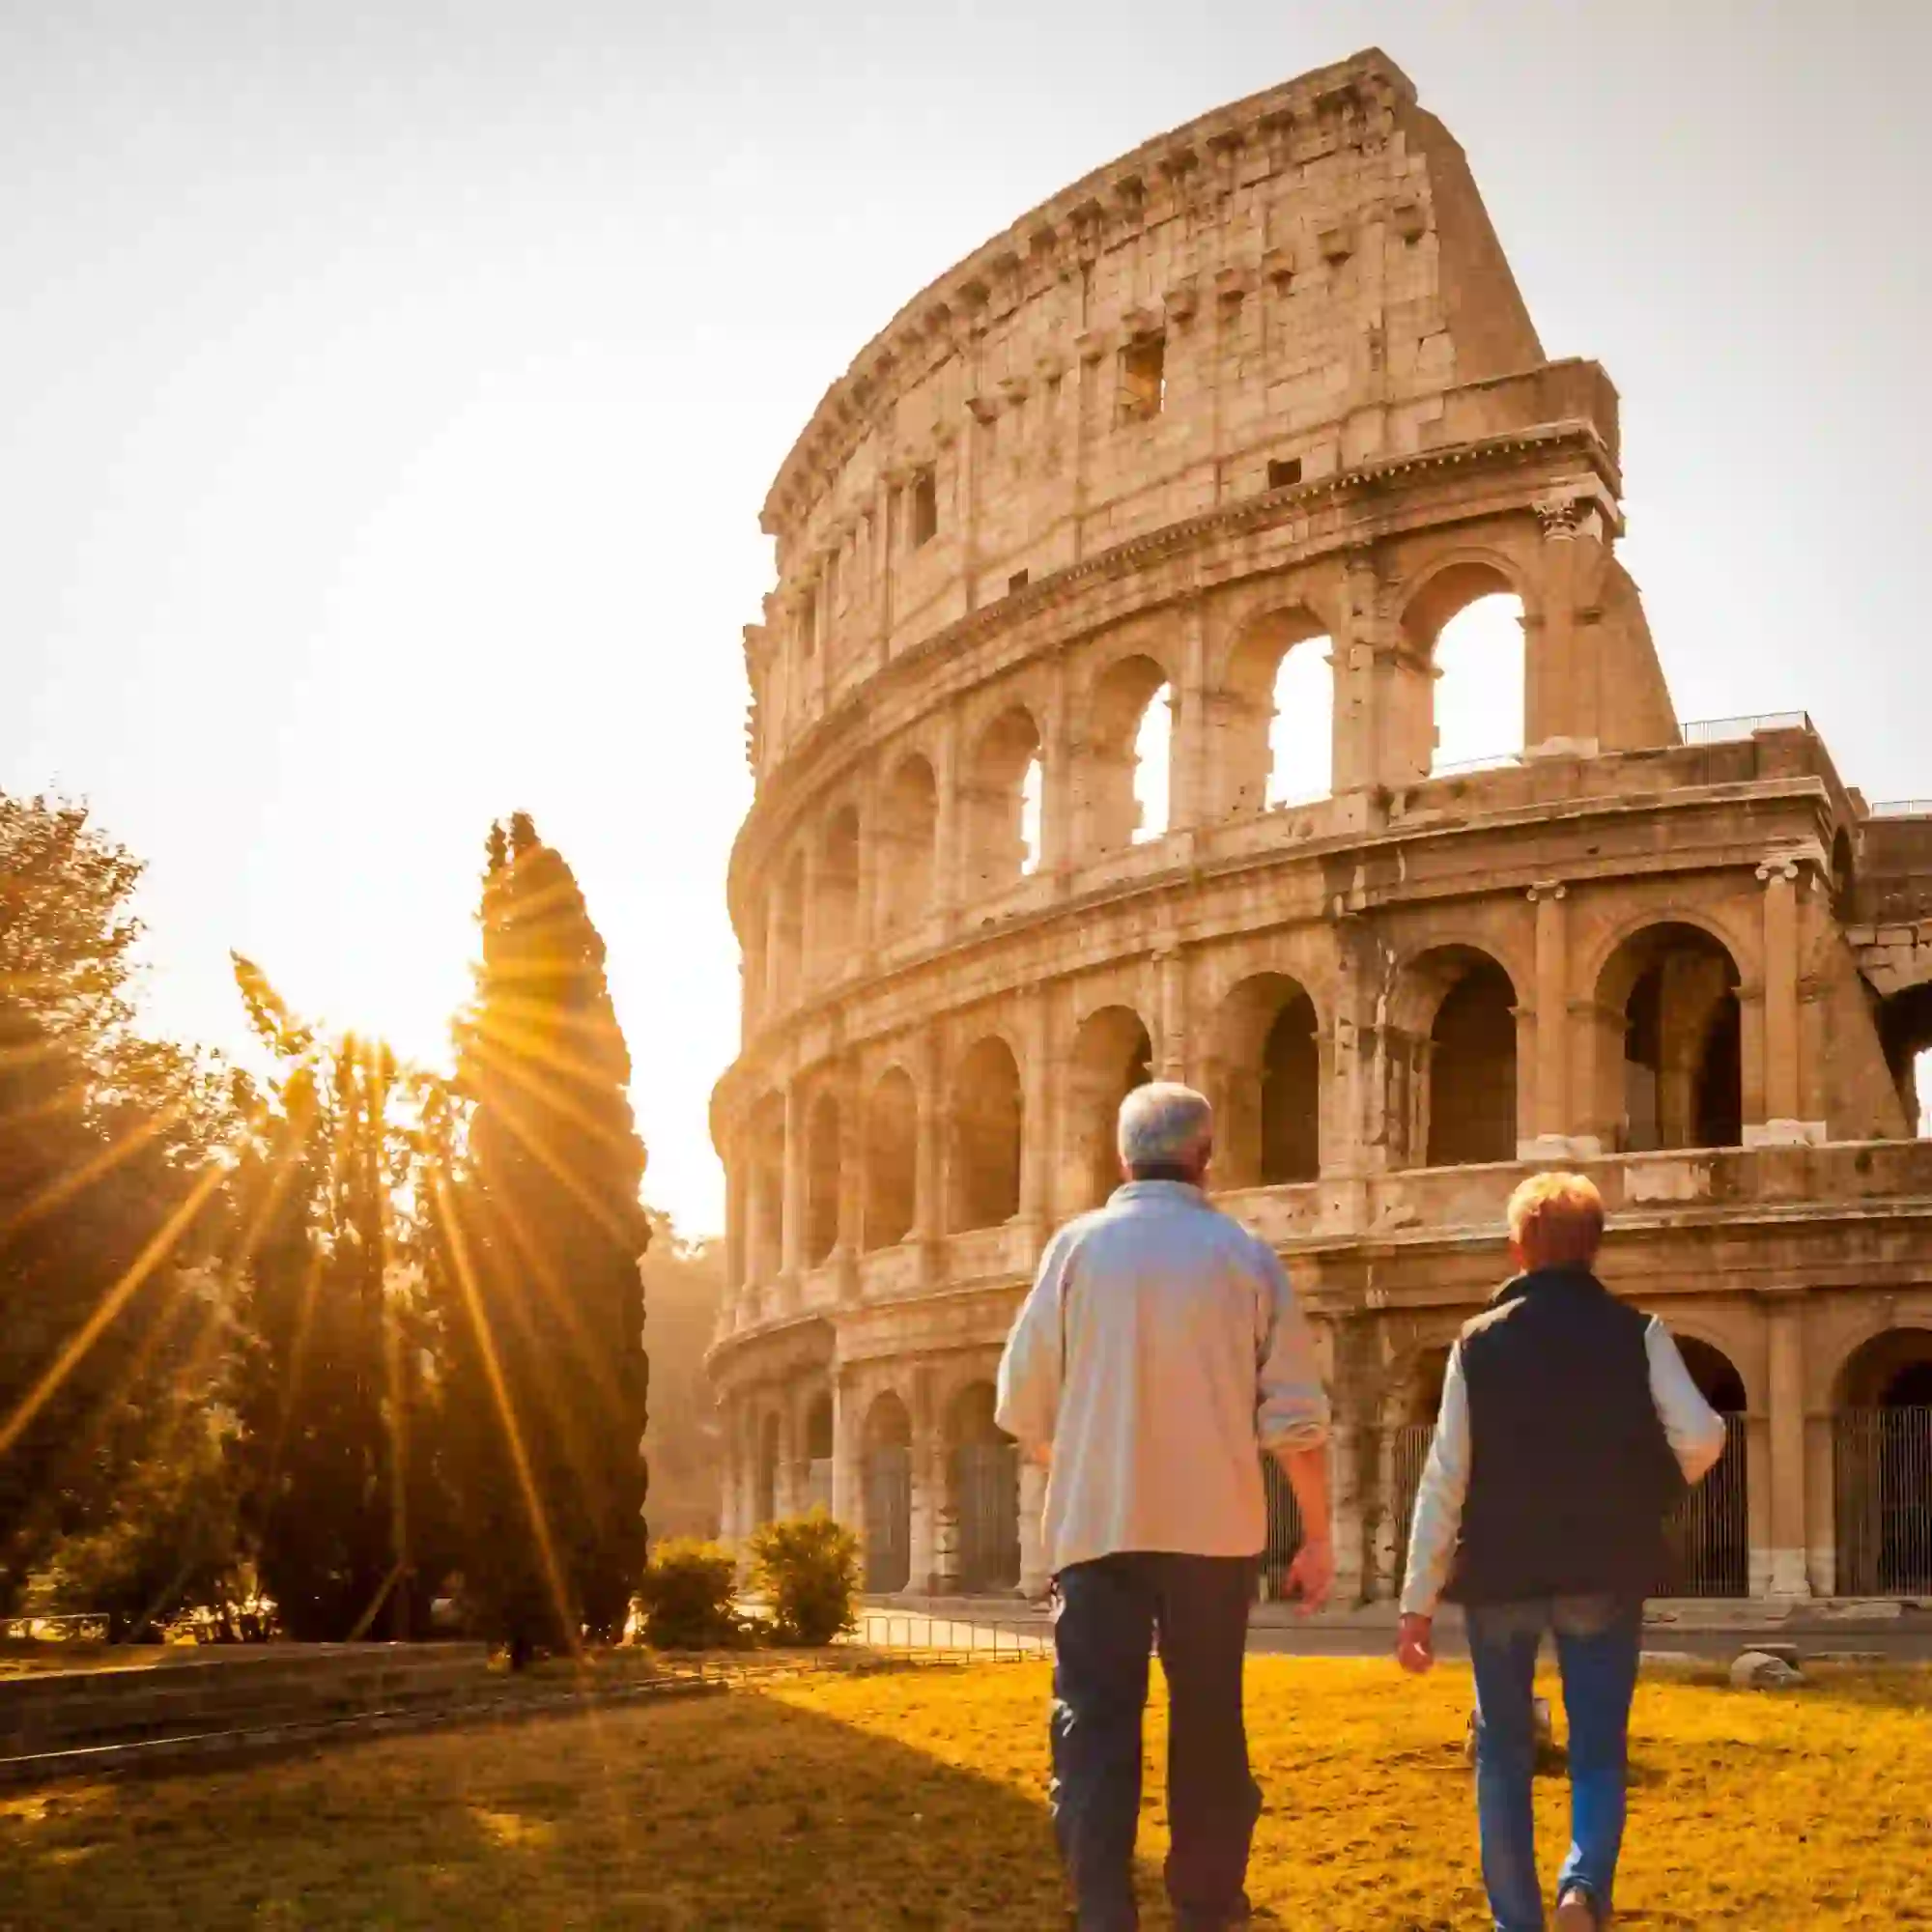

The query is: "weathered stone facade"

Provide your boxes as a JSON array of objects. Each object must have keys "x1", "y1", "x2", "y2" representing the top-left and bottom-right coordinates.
[{"x1": 708, "y1": 49, "x2": 1932, "y2": 1605}]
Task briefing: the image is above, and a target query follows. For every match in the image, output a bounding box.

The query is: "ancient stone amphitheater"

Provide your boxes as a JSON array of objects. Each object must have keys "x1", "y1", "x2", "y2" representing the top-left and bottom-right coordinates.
[{"x1": 708, "y1": 48, "x2": 1932, "y2": 1607}]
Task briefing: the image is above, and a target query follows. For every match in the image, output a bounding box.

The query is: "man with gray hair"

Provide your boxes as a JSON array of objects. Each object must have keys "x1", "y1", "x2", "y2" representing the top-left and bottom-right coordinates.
[{"x1": 997, "y1": 1081, "x2": 1332, "y2": 1932}]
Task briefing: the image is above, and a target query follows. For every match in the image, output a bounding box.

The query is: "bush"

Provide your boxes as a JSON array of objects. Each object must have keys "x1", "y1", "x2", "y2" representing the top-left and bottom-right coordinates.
[
  {"x1": 636, "y1": 1539, "x2": 744, "y2": 1651},
  {"x1": 748, "y1": 1512, "x2": 861, "y2": 1648}
]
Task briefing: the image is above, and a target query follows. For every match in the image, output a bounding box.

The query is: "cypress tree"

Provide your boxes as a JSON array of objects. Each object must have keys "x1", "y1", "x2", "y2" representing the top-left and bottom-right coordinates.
[{"x1": 440, "y1": 814, "x2": 649, "y2": 1656}]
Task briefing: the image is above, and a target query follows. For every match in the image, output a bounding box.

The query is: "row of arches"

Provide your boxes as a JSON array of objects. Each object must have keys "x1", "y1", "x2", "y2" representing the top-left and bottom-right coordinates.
[
  {"x1": 739, "y1": 919, "x2": 1750, "y2": 1283},
  {"x1": 754, "y1": 590, "x2": 1526, "y2": 1012}
]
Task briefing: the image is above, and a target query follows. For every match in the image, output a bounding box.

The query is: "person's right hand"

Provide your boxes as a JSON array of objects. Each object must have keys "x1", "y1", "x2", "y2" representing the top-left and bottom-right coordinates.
[
  {"x1": 1396, "y1": 1612, "x2": 1435, "y2": 1675},
  {"x1": 1282, "y1": 1536, "x2": 1333, "y2": 1614}
]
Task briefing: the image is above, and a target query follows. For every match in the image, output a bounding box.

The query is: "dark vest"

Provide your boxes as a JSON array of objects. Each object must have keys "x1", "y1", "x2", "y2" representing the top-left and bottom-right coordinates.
[{"x1": 1445, "y1": 1266, "x2": 1684, "y2": 1605}]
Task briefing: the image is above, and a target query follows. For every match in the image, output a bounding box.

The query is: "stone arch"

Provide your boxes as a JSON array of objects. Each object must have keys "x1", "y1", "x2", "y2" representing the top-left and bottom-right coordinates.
[
  {"x1": 1662, "y1": 1336, "x2": 1748, "y2": 1596},
  {"x1": 945, "y1": 1381, "x2": 1018, "y2": 1593},
  {"x1": 951, "y1": 1036, "x2": 1023, "y2": 1231},
  {"x1": 1877, "y1": 982, "x2": 1932, "y2": 1137},
  {"x1": 878, "y1": 753, "x2": 938, "y2": 930},
  {"x1": 1220, "y1": 607, "x2": 1334, "y2": 815},
  {"x1": 1833, "y1": 1326, "x2": 1932, "y2": 1595},
  {"x1": 863, "y1": 1065, "x2": 918, "y2": 1249},
  {"x1": 961, "y1": 704, "x2": 1044, "y2": 898},
  {"x1": 1593, "y1": 922, "x2": 1743, "y2": 1153},
  {"x1": 862, "y1": 1391, "x2": 913, "y2": 1591},
  {"x1": 754, "y1": 1408, "x2": 781, "y2": 1527},
  {"x1": 748, "y1": 1092, "x2": 787, "y2": 1282},
  {"x1": 818, "y1": 804, "x2": 861, "y2": 960},
  {"x1": 1208, "y1": 972, "x2": 1321, "y2": 1187},
  {"x1": 1066, "y1": 1003, "x2": 1154, "y2": 1208},
  {"x1": 1078, "y1": 652, "x2": 1174, "y2": 854},
  {"x1": 801, "y1": 1389, "x2": 835, "y2": 1515},
  {"x1": 1399, "y1": 554, "x2": 1530, "y2": 779},
  {"x1": 1392, "y1": 946, "x2": 1520, "y2": 1167},
  {"x1": 803, "y1": 1089, "x2": 843, "y2": 1266}
]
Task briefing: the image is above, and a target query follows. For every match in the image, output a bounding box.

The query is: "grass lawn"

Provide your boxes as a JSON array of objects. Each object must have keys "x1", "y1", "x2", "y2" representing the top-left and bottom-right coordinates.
[{"x1": 1, "y1": 1656, "x2": 1927, "y2": 1929}]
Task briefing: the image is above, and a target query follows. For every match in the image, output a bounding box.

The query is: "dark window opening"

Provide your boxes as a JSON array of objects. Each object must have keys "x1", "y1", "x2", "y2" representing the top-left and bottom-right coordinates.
[
  {"x1": 910, "y1": 469, "x2": 938, "y2": 548},
  {"x1": 1119, "y1": 334, "x2": 1166, "y2": 423},
  {"x1": 1267, "y1": 457, "x2": 1303, "y2": 490},
  {"x1": 1008, "y1": 570, "x2": 1029, "y2": 595},
  {"x1": 799, "y1": 584, "x2": 817, "y2": 656}
]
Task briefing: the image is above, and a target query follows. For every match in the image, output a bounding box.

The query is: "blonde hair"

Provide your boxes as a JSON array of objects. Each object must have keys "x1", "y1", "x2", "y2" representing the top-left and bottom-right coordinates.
[{"x1": 1506, "y1": 1171, "x2": 1605, "y2": 1268}]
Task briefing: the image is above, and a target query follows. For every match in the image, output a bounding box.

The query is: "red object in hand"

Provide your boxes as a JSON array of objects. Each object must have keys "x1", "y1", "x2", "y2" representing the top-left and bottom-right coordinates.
[{"x1": 1396, "y1": 1612, "x2": 1435, "y2": 1674}]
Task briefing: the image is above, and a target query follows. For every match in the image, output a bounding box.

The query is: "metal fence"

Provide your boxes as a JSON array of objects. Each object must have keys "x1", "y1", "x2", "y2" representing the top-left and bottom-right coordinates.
[
  {"x1": 1680, "y1": 711, "x2": 1812, "y2": 744},
  {"x1": 1258, "y1": 1454, "x2": 1307, "y2": 1602},
  {"x1": 864, "y1": 1449, "x2": 911, "y2": 1593},
  {"x1": 1389, "y1": 1422, "x2": 1436, "y2": 1592},
  {"x1": 847, "y1": 1610, "x2": 1049, "y2": 1660},
  {"x1": 1662, "y1": 1413, "x2": 1747, "y2": 1596},
  {"x1": 1834, "y1": 1406, "x2": 1932, "y2": 1596},
  {"x1": 1869, "y1": 800, "x2": 1932, "y2": 820},
  {"x1": 953, "y1": 1441, "x2": 1020, "y2": 1592}
]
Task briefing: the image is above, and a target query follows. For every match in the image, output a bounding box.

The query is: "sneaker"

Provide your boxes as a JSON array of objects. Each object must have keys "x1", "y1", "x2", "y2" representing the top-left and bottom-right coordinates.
[{"x1": 1554, "y1": 1886, "x2": 1603, "y2": 1930}]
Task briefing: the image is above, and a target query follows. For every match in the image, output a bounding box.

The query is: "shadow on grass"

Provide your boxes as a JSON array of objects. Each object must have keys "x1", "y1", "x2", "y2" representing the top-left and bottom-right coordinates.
[{"x1": 0, "y1": 1680, "x2": 1139, "y2": 1932}]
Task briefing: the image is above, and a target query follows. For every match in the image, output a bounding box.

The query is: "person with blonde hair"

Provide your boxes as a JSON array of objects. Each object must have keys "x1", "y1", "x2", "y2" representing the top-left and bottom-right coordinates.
[
  {"x1": 997, "y1": 1081, "x2": 1331, "y2": 1932},
  {"x1": 1397, "y1": 1171, "x2": 1726, "y2": 1932}
]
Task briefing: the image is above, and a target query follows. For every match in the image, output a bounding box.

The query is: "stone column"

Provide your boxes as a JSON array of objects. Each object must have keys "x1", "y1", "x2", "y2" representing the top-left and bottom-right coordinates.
[
  {"x1": 1521, "y1": 883, "x2": 1575, "y2": 1157},
  {"x1": 830, "y1": 1371, "x2": 862, "y2": 1534},
  {"x1": 1038, "y1": 654, "x2": 1075, "y2": 880},
  {"x1": 1763, "y1": 1290, "x2": 1811, "y2": 1599},
  {"x1": 1157, "y1": 945, "x2": 1189, "y2": 1082},
  {"x1": 1019, "y1": 984, "x2": 1056, "y2": 1245},
  {"x1": 933, "y1": 708, "x2": 963, "y2": 923},
  {"x1": 1747, "y1": 855, "x2": 1824, "y2": 1146},
  {"x1": 915, "y1": 1027, "x2": 948, "y2": 1285},
  {"x1": 1168, "y1": 597, "x2": 1210, "y2": 831},
  {"x1": 722, "y1": 1133, "x2": 747, "y2": 1293},
  {"x1": 1017, "y1": 1459, "x2": 1050, "y2": 1600},
  {"x1": 907, "y1": 1374, "x2": 939, "y2": 1595},
  {"x1": 780, "y1": 1080, "x2": 806, "y2": 1282}
]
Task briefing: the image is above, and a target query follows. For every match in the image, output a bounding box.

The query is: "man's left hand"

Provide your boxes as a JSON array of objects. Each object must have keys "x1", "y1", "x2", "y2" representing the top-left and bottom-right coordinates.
[{"x1": 1282, "y1": 1536, "x2": 1334, "y2": 1614}]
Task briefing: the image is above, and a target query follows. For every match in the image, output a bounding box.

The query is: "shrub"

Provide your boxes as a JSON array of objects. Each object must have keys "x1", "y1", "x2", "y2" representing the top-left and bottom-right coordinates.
[
  {"x1": 636, "y1": 1539, "x2": 744, "y2": 1651},
  {"x1": 748, "y1": 1512, "x2": 861, "y2": 1648}
]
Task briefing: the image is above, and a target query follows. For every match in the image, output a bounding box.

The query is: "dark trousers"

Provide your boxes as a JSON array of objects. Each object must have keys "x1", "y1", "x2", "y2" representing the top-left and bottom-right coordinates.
[{"x1": 1050, "y1": 1553, "x2": 1259, "y2": 1931}]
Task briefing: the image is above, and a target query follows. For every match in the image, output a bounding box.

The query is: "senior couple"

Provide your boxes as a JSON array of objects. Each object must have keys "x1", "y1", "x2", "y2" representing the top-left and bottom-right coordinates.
[{"x1": 996, "y1": 1082, "x2": 1726, "y2": 1932}]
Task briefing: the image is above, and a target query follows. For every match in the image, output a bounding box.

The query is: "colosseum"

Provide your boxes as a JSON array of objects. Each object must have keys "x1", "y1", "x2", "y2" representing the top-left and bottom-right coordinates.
[{"x1": 707, "y1": 47, "x2": 1932, "y2": 1609}]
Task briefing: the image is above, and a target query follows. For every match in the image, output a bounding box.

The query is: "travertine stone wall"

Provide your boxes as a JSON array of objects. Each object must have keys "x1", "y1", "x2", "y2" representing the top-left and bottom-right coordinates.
[{"x1": 710, "y1": 49, "x2": 1932, "y2": 1606}]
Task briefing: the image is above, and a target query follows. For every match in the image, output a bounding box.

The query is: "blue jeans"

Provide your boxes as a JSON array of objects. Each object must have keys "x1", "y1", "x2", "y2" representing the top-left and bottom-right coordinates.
[
  {"x1": 1050, "y1": 1553, "x2": 1260, "y2": 1931},
  {"x1": 1465, "y1": 1595, "x2": 1643, "y2": 1932}
]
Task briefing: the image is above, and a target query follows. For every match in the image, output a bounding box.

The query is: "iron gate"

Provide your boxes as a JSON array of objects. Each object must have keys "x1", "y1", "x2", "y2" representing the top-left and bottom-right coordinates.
[
  {"x1": 1835, "y1": 1406, "x2": 1932, "y2": 1596},
  {"x1": 864, "y1": 1447, "x2": 911, "y2": 1592},
  {"x1": 1390, "y1": 1422, "x2": 1435, "y2": 1593},
  {"x1": 1258, "y1": 1455, "x2": 1306, "y2": 1601},
  {"x1": 1662, "y1": 1412, "x2": 1747, "y2": 1596},
  {"x1": 953, "y1": 1441, "x2": 1020, "y2": 1592}
]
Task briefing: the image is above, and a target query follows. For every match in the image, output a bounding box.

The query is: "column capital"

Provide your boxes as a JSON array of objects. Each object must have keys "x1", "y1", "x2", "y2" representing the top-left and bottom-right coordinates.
[{"x1": 1526, "y1": 880, "x2": 1569, "y2": 903}]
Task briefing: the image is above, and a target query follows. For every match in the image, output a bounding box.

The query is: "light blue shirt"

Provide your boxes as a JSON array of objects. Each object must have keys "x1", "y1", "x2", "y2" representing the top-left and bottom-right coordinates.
[
  {"x1": 1400, "y1": 1316, "x2": 1729, "y2": 1617},
  {"x1": 995, "y1": 1179, "x2": 1330, "y2": 1575}
]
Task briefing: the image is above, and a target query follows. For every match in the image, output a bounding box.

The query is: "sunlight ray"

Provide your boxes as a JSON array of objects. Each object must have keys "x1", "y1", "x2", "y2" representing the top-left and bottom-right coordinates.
[{"x1": 0, "y1": 1094, "x2": 189, "y2": 1242}]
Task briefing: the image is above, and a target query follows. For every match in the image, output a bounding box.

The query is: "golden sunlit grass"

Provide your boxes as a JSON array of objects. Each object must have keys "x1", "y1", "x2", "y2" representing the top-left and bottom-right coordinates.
[{"x1": 2, "y1": 1657, "x2": 1929, "y2": 1929}]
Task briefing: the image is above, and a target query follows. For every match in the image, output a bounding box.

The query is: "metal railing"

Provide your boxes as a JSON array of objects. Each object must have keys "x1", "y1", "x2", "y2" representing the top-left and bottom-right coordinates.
[
  {"x1": 846, "y1": 1610, "x2": 1049, "y2": 1659},
  {"x1": 1869, "y1": 800, "x2": 1932, "y2": 820},
  {"x1": 1429, "y1": 752, "x2": 1520, "y2": 778},
  {"x1": 1662, "y1": 1413, "x2": 1748, "y2": 1596},
  {"x1": 1834, "y1": 1406, "x2": 1932, "y2": 1596},
  {"x1": 1389, "y1": 1422, "x2": 1436, "y2": 1593},
  {"x1": 1680, "y1": 711, "x2": 1812, "y2": 744},
  {"x1": 1258, "y1": 1454, "x2": 1307, "y2": 1602}
]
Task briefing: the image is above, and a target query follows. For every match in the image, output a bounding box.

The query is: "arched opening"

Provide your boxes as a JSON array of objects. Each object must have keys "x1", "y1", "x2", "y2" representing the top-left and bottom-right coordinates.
[
  {"x1": 748, "y1": 1093, "x2": 787, "y2": 1282},
  {"x1": 1080, "y1": 655, "x2": 1173, "y2": 854},
  {"x1": 755, "y1": 1411, "x2": 781, "y2": 1527},
  {"x1": 1222, "y1": 609, "x2": 1333, "y2": 814},
  {"x1": 1662, "y1": 1338, "x2": 1747, "y2": 1596},
  {"x1": 862, "y1": 1393, "x2": 912, "y2": 1591},
  {"x1": 951, "y1": 1037, "x2": 1023, "y2": 1232},
  {"x1": 962, "y1": 707, "x2": 1044, "y2": 898},
  {"x1": 804, "y1": 1092, "x2": 842, "y2": 1267},
  {"x1": 1067, "y1": 1006, "x2": 1153, "y2": 1208},
  {"x1": 1877, "y1": 982, "x2": 1932, "y2": 1139},
  {"x1": 767, "y1": 849, "x2": 805, "y2": 1009},
  {"x1": 819, "y1": 807, "x2": 861, "y2": 960},
  {"x1": 946, "y1": 1383, "x2": 1019, "y2": 1593},
  {"x1": 1597, "y1": 923, "x2": 1743, "y2": 1152},
  {"x1": 1408, "y1": 950, "x2": 1519, "y2": 1167},
  {"x1": 863, "y1": 1067, "x2": 917, "y2": 1249},
  {"x1": 803, "y1": 1392, "x2": 835, "y2": 1515},
  {"x1": 1209, "y1": 974, "x2": 1321, "y2": 1188},
  {"x1": 878, "y1": 755, "x2": 938, "y2": 931},
  {"x1": 1402, "y1": 564, "x2": 1524, "y2": 779},
  {"x1": 1834, "y1": 1328, "x2": 1932, "y2": 1595},
  {"x1": 1259, "y1": 1459, "x2": 1305, "y2": 1605}
]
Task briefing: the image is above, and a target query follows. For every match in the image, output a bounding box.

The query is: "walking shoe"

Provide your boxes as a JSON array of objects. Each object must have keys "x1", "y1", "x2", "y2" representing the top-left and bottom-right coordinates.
[{"x1": 1554, "y1": 1885, "x2": 1604, "y2": 1929}]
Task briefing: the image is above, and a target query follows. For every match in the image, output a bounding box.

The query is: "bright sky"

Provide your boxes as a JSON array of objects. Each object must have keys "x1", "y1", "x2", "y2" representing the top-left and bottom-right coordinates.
[{"x1": 5, "y1": 2, "x2": 1928, "y2": 1236}]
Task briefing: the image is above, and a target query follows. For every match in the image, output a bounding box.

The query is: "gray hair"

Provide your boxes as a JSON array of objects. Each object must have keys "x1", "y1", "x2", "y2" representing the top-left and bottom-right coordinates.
[{"x1": 1117, "y1": 1081, "x2": 1213, "y2": 1171}]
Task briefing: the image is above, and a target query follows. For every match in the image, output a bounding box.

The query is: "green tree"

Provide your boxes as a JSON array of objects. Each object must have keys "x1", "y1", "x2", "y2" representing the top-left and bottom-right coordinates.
[
  {"x1": 0, "y1": 795, "x2": 233, "y2": 1613},
  {"x1": 437, "y1": 814, "x2": 649, "y2": 1657},
  {"x1": 639, "y1": 1215, "x2": 724, "y2": 1542},
  {"x1": 224, "y1": 958, "x2": 443, "y2": 1640}
]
